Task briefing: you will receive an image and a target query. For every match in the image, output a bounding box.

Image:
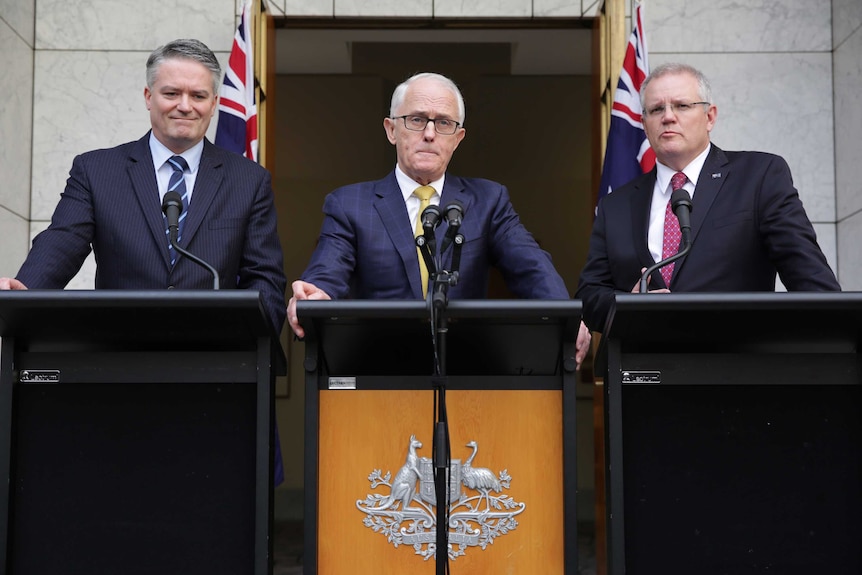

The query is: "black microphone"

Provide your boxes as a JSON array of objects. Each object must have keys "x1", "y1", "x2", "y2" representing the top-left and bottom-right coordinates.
[
  {"x1": 415, "y1": 205, "x2": 442, "y2": 283},
  {"x1": 440, "y1": 200, "x2": 464, "y2": 253},
  {"x1": 671, "y1": 188, "x2": 693, "y2": 249},
  {"x1": 163, "y1": 191, "x2": 183, "y2": 244},
  {"x1": 421, "y1": 204, "x2": 442, "y2": 234},
  {"x1": 161, "y1": 191, "x2": 220, "y2": 290},
  {"x1": 420, "y1": 204, "x2": 442, "y2": 255}
]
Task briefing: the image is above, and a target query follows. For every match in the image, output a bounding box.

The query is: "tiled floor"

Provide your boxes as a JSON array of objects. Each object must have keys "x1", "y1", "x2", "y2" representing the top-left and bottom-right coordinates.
[{"x1": 272, "y1": 521, "x2": 597, "y2": 574}]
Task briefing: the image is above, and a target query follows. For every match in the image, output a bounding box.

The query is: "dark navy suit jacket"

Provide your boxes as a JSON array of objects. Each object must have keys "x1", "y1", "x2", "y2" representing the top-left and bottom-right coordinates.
[
  {"x1": 576, "y1": 145, "x2": 840, "y2": 332},
  {"x1": 301, "y1": 171, "x2": 569, "y2": 300},
  {"x1": 17, "y1": 133, "x2": 287, "y2": 333}
]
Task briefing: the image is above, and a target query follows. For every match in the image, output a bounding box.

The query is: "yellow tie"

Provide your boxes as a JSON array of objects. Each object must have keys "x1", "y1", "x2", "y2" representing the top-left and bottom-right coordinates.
[{"x1": 413, "y1": 185, "x2": 435, "y2": 297}]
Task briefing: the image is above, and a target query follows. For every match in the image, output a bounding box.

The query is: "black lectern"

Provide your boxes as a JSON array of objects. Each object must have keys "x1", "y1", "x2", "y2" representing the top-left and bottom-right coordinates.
[
  {"x1": 602, "y1": 293, "x2": 862, "y2": 575},
  {"x1": 0, "y1": 290, "x2": 282, "y2": 575},
  {"x1": 298, "y1": 300, "x2": 581, "y2": 575}
]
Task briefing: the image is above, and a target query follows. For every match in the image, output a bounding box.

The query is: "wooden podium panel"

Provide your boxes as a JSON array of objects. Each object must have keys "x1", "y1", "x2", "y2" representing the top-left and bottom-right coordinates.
[
  {"x1": 318, "y1": 389, "x2": 564, "y2": 574},
  {"x1": 300, "y1": 300, "x2": 582, "y2": 575}
]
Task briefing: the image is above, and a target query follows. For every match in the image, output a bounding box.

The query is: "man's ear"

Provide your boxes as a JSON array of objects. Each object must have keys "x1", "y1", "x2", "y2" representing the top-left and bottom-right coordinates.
[
  {"x1": 383, "y1": 117, "x2": 397, "y2": 145},
  {"x1": 706, "y1": 104, "x2": 718, "y2": 133}
]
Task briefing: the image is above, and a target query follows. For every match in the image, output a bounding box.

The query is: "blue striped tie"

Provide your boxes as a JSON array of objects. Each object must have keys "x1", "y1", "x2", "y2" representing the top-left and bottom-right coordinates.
[{"x1": 165, "y1": 155, "x2": 190, "y2": 265}]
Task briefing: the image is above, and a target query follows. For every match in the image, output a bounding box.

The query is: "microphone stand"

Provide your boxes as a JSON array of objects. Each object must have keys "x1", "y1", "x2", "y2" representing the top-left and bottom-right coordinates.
[
  {"x1": 164, "y1": 192, "x2": 220, "y2": 290},
  {"x1": 639, "y1": 241, "x2": 691, "y2": 294},
  {"x1": 169, "y1": 236, "x2": 220, "y2": 290},
  {"x1": 417, "y1": 230, "x2": 464, "y2": 575}
]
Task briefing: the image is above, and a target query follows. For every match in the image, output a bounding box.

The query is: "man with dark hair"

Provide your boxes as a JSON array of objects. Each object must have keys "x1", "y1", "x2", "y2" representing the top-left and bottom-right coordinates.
[{"x1": 0, "y1": 39, "x2": 286, "y2": 334}]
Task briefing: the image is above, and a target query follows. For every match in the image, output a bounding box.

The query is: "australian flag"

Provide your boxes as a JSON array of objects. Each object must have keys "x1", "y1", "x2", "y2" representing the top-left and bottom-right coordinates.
[
  {"x1": 215, "y1": 0, "x2": 258, "y2": 162},
  {"x1": 215, "y1": 2, "x2": 284, "y2": 486},
  {"x1": 597, "y1": 1, "x2": 654, "y2": 205}
]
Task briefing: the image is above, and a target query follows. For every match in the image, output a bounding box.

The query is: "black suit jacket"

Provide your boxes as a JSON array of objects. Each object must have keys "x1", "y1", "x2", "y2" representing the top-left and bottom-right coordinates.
[
  {"x1": 576, "y1": 145, "x2": 840, "y2": 331},
  {"x1": 301, "y1": 171, "x2": 569, "y2": 300},
  {"x1": 17, "y1": 133, "x2": 287, "y2": 333}
]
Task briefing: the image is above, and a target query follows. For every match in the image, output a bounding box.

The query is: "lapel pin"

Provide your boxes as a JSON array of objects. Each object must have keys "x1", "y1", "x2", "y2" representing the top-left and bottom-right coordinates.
[{"x1": 712, "y1": 172, "x2": 722, "y2": 179}]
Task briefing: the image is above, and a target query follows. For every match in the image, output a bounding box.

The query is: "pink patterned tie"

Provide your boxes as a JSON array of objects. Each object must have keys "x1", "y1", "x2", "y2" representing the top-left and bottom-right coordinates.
[{"x1": 660, "y1": 172, "x2": 688, "y2": 287}]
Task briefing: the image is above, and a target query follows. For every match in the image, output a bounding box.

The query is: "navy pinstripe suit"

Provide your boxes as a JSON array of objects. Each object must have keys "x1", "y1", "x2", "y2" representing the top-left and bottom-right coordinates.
[
  {"x1": 16, "y1": 133, "x2": 287, "y2": 333},
  {"x1": 301, "y1": 171, "x2": 569, "y2": 300}
]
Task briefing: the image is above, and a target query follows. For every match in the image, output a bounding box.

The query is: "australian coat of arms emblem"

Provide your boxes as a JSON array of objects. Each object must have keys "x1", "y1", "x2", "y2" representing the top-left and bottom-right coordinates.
[{"x1": 356, "y1": 434, "x2": 525, "y2": 560}]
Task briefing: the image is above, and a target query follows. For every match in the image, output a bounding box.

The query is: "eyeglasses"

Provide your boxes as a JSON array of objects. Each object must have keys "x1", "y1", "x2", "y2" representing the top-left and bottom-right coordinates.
[
  {"x1": 645, "y1": 102, "x2": 710, "y2": 119},
  {"x1": 392, "y1": 115, "x2": 462, "y2": 135}
]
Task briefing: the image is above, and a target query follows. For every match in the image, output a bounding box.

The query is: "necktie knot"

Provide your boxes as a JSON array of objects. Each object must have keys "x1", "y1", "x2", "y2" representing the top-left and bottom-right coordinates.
[
  {"x1": 413, "y1": 185, "x2": 435, "y2": 202},
  {"x1": 167, "y1": 155, "x2": 189, "y2": 174},
  {"x1": 671, "y1": 171, "x2": 687, "y2": 192}
]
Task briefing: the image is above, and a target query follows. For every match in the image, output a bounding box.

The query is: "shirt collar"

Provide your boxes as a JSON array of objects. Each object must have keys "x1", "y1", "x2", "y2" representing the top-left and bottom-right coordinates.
[
  {"x1": 395, "y1": 164, "x2": 445, "y2": 202},
  {"x1": 149, "y1": 133, "x2": 204, "y2": 174},
  {"x1": 655, "y1": 143, "x2": 711, "y2": 195}
]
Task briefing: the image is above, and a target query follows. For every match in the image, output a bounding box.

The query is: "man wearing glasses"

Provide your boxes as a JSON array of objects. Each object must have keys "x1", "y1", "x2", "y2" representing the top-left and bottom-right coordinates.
[
  {"x1": 577, "y1": 62, "x2": 840, "y2": 333},
  {"x1": 288, "y1": 72, "x2": 590, "y2": 367}
]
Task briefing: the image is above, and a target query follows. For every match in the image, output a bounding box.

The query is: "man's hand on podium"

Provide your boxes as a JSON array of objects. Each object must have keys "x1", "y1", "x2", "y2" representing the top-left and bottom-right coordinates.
[
  {"x1": 0, "y1": 277, "x2": 27, "y2": 290},
  {"x1": 631, "y1": 267, "x2": 670, "y2": 294},
  {"x1": 287, "y1": 280, "x2": 331, "y2": 338},
  {"x1": 576, "y1": 320, "x2": 591, "y2": 370}
]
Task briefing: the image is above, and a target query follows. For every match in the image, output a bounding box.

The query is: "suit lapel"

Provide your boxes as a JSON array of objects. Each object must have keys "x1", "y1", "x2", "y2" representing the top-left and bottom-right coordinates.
[
  {"x1": 631, "y1": 171, "x2": 658, "y2": 270},
  {"x1": 374, "y1": 172, "x2": 423, "y2": 298},
  {"x1": 127, "y1": 134, "x2": 172, "y2": 268},
  {"x1": 181, "y1": 140, "x2": 223, "y2": 246},
  {"x1": 690, "y1": 145, "x2": 729, "y2": 238}
]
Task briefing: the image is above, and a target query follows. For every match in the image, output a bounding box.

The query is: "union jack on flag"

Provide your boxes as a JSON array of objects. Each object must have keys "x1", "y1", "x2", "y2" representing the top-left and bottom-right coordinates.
[
  {"x1": 215, "y1": 0, "x2": 258, "y2": 162},
  {"x1": 596, "y1": 1, "x2": 654, "y2": 205}
]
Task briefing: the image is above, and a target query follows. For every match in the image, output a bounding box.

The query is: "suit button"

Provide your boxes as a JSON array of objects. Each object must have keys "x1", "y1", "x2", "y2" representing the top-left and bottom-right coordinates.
[{"x1": 168, "y1": 285, "x2": 175, "y2": 289}]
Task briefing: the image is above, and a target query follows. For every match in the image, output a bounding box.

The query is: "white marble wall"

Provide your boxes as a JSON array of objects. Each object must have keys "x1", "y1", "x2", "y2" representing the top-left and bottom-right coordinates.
[
  {"x1": 642, "y1": 0, "x2": 840, "y2": 277},
  {"x1": 278, "y1": 0, "x2": 333, "y2": 16},
  {"x1": 834, "y1": 0, "x2": 862, "y2": 289},
  {"x1": 0, "y1": 0, "x2": 33, "y2": 45},
  {"x1": 270, "y1": 0, "x2": 602, "y2": 18},
  {"x1": 0, "y1": 0, "x2": 35, "y2": 277},
  {"x1": 534, "y1": 0, "x2": 602, "y2": 17},
  {"x1": 35, "y1": 0, "x2": 234, "y2": 51}
]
